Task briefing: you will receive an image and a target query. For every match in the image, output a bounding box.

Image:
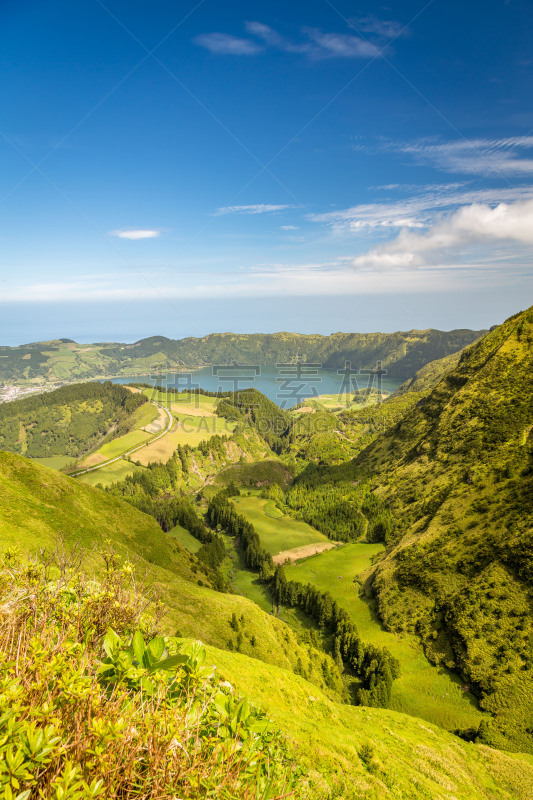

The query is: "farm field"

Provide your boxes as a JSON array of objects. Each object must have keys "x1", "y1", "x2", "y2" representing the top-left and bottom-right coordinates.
[
  {"x1": 140, "y1": 389, "x2": 219, "y2": 415},
  {"x1": 287, "y1": 544, "x2": 484, "y2": 733},
  {"x1": 132, "y1": 402, "x2": 161, "y2": 429},
  {"x1": 231, "y1": 495, "x2": 329, "y2": 556},
  {"x1": 97, "y1": 429, "x2": 153, "y2": 459},
  {"x1": 174, "y1": 415, "x2": 234, "y2": 443},
  {"x1": 134, "y1": 417, "x2": 235, "y2": 465},
  {"x1": 77, "y1": 459, "x2": 146, "y2": 487},
  {"x1": 74, "y1": 429, "x2": 153, "y2": 470}
]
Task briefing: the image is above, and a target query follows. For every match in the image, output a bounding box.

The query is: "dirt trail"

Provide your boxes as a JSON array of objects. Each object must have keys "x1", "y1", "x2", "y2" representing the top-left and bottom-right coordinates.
[{"x1": 272, "y1": 541, "x2": 338, "y2": 565}]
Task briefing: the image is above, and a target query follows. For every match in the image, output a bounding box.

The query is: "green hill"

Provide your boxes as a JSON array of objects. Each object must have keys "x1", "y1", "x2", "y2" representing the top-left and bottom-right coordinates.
[
  {"x1": 352, "y1": 306, "x2": 533, "y2": 752},
  {"x1": 0, "y1": 381, "x2": 148, "y2": 459}
]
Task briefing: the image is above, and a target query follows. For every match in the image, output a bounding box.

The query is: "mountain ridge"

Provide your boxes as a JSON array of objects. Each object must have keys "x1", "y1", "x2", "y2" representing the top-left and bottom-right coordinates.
[{"x1": 1, "y1": 328, "x2": 486, "y2": 385}]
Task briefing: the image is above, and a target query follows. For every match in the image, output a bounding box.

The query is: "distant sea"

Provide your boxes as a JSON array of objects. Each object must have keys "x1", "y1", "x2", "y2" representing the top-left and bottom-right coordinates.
[{"x1": 106, "y1": 365, "x2": 403, "y2": 409}]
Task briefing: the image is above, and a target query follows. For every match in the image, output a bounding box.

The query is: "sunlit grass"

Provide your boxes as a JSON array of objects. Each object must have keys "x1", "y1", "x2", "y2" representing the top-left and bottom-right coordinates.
[{"x1": 288, "y1": 543, "x2": 484, "y2": 732}]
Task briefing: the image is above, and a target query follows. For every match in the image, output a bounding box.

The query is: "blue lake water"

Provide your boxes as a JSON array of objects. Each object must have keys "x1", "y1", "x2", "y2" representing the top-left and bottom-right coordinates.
[{"x1": 107, "y1": 365, "x2": 403, "y2": 409}]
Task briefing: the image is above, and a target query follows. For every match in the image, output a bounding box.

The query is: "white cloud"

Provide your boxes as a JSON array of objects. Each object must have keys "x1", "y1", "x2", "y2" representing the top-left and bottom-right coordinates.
[
  {"x1": 214, "y1": 204, "x2": 291, "y2": 216},
  {"x1": 281, "y1": 225, "x2": 298, "y2": 230},
  {"x1": 0, "y1": 267, "x2": 469, "y2": 303},
  {"x1": 193, "y1": 33, "x2": 263, "y2": 55},
  {"x1": 196, "y1": 23, "x2": 381, "y2": 60},
  {"x1": 110, "y1": 229, "x2": 161, "y2": 240},
  {"x1": 3, "y1": 240, "x2": 532, "y2": 306},
  {"x1": 352, "y1": 198, "x2": 533, "y2": 269},
  {"x1": 387, "y1": 136, "x2": 533, "y2": 176}
]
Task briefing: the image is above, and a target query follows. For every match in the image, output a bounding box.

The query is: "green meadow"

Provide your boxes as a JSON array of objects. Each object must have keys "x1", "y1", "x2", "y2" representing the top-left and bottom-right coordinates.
[
  {"x1": 231, "y1": 495, "x2": 329, "y2": 555},
  {"x1": 30, "y1": 455, "x2": 75, "y2": 470},
  {"x1": 77, "y1": 459, "x2": 147, "y2": 487},
  {"x1": 167, "y1": 523, "x2": 203, "y2": 553},
  {"x1": 96, "y1": 429, "x2": 153, "y2": 459},
  {"x1": 287, "y1": 543, "x2": 484, "y2": 732},
  {"x1": 302, "y1": 392, "x2": 389, "y2": 412}
]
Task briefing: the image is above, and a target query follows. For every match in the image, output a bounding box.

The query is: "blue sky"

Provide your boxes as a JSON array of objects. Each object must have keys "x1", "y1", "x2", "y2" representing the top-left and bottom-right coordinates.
[{"x1": 1, "y1": 0, "x2": 532, "y2": 344}]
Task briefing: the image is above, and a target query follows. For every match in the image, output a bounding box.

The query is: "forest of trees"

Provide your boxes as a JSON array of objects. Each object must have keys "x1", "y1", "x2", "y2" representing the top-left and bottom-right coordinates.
[{"x1": 0, "y1": 382, "x2": 147, "y2": 458}]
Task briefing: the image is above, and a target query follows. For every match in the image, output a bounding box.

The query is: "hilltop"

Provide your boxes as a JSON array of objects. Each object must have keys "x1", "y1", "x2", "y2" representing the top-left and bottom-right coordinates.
[{"x1": 0, "y1": 381, "x2": 149, "y2": 462}]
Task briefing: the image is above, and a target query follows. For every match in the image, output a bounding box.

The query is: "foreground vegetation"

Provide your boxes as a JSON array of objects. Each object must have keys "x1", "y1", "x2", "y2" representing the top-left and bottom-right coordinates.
[
  {"x1": 0, "y1": 552, "x2": 304, "y2": 800},
  {"x1": 1, "y1": 548, "x2": 532, "y2": 800}
]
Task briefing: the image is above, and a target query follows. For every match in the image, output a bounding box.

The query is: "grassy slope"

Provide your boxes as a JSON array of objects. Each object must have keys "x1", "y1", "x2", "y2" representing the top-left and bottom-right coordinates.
[
  {"x1": 77, "y1": 459, "x2": 147, "y2": 487},
  {"x1": 0, "y1": 450, "x2": 345, "y2": 702},
  {"x1": 167, "y1": 523, "x2": 203, "y2": 553},
  {"x1": 287, "y1": 544, "x2": 483, "y2": 732},
  {"x1": 213, "y1": 458, "x2": 293, "y2": 489},
  {"x1": 208, "y1": 645, "x2": 533, "y2": 800},
  {"x1": 30, "y1": 455, "x2": 75, "y2": 469}
]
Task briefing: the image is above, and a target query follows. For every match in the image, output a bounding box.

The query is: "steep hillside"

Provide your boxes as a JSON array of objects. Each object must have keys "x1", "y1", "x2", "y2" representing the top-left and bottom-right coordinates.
[
  {"x1": 286, "y1": 392, "x2": 426, "y2": 465},
  {"x1": 0, "y1": 449, "x2": 210, "y2": 585},
  {"x1": 135, "y1": 329, "x2": 486, "y2": 376},
  {"x1": 393, "y1": 349, "x2": 465, "y2": 395},
  {"x1": 353, "y1": 307, "x2": 533, "y2": 752},
  {"x1": 210, "y1": 646, "x2": 533, "y2": 800}
]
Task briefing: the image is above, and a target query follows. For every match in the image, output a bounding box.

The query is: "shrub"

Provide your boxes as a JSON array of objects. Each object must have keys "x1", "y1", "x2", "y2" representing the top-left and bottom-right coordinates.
[{"x1": 0, "y1": 551, "x2": 305, "y2": 799}]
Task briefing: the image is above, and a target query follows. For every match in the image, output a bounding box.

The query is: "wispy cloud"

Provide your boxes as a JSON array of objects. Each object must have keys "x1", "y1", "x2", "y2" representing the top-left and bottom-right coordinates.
[
  {"x1": 196, "y1": 22, "x2": 381, "y2": 60},
  {"x1": 311, "y1": 185, "x2": 533, "y2": 233},
  {"x1": 281, "y1": 225, "x2": 298, "y2": 230},
  {"x1": 302, "y1": 28, "x2": 379, "y2": 59},
  {"x1": 386, "y1": 136, "x2": 533, "y2": 176},
  {"x1": 214, "y1": 204, "x2": 292, "y2": 216},
  {"x1": 193, "y1": 33, "x2": 263, "y2": 55},
  {"x1": 3, "y1": 253, "x2": 529, "y2": 305},
  {"x1": 349, "y1": 15, "x2": 409, "y2": 39},
  {"x1": 110, "y1": 229, "x2": 161, "y2": 240}
]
